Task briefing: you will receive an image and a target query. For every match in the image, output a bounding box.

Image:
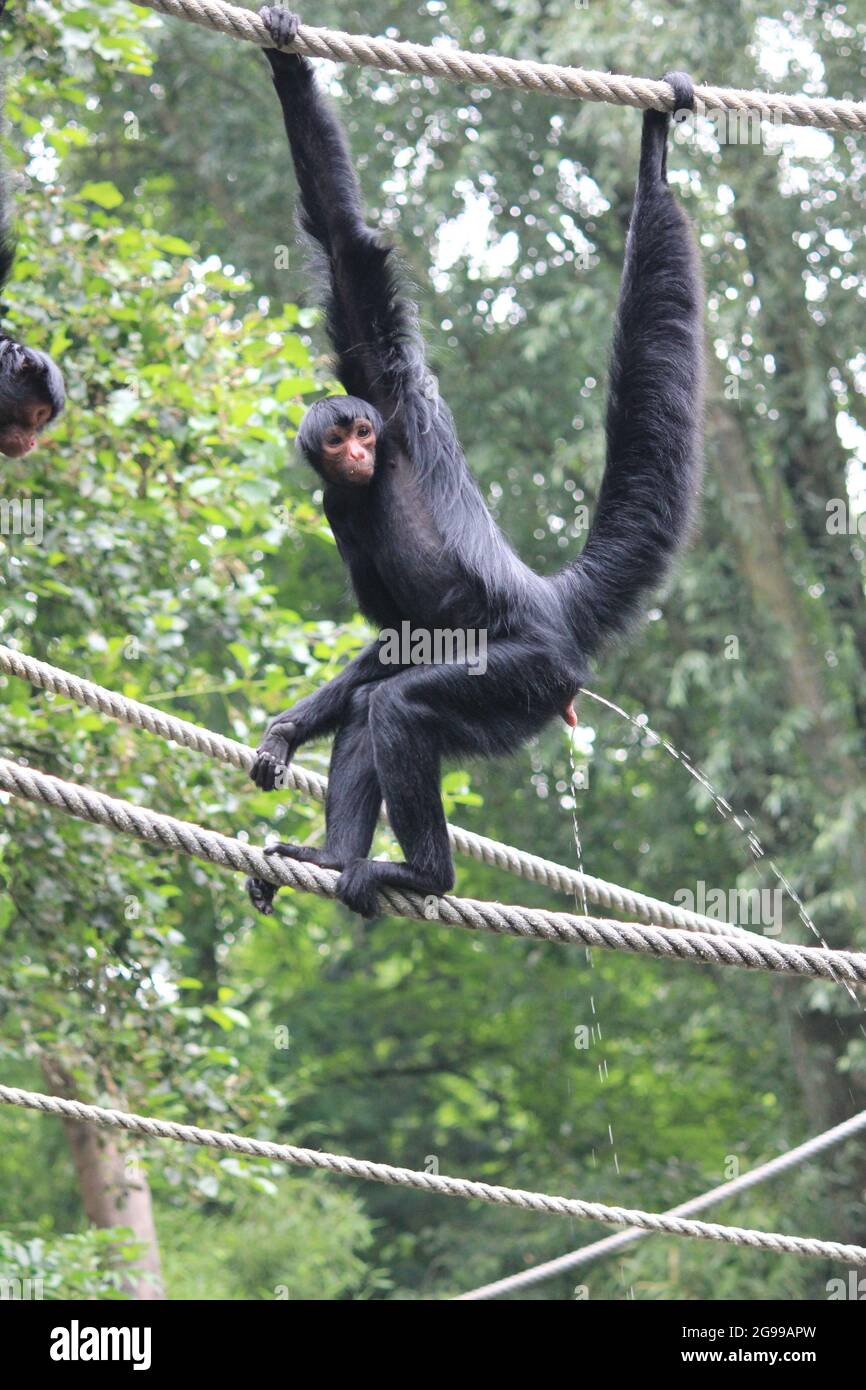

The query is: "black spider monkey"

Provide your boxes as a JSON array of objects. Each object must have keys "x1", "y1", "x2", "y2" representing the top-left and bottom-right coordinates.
[
  {"x1": 0, "y1": 0, "x2": 65, "y2": 458},
  {"x1": 247, "y1": 5, "x2": 704, "y2": 919}
]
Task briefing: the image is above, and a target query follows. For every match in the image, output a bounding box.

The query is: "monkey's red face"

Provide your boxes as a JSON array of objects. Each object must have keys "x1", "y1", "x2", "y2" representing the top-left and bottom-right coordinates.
[
  {"x1": 0, "y1": 401, "x2": 55, "y2": 458},
  {"x1": 320, "y1": 417, "x2": 377, "y2": 485}
]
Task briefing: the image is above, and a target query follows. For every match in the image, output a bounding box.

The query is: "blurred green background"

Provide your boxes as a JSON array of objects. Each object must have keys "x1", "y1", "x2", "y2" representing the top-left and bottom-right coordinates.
[{"x1": 0, "y1": 0, "x2": 864, "y2": 1300}]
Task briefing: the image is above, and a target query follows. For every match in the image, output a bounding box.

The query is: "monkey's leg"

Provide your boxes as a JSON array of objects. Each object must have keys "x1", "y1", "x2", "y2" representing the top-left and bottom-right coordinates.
[
  {"x1": 247, "y1": 686, "x2": 382, "y2": 915},
  {"x1": 335, "y1": 644, "x2": 567, "y2": 918}
]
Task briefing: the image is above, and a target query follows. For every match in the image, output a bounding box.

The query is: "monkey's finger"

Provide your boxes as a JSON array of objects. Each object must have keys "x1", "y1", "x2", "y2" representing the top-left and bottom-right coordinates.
[
  {"x1": 250, "y1": 753, "x2": 275, "y2": 791},
  {"x1": 663, "y1": 70, "x2": 696, "y2": 114},
  {"x1": 260, "y1": 6, "x2": 300, "y2": 46}
]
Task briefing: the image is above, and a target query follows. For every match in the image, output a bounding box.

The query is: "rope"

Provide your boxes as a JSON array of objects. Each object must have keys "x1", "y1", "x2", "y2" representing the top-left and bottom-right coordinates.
[
  {"x1": 3, "y1": 755, "x2": 866, "y2": 984},
  {"x1": 0, "y1": 643, "x2": 760, "y2": 940},
  {"x1": 458, "y1": 1106, "x2": 866, "y2": 1298},
  {"x1": 0, "y1": 1085, "x2": 862, "y2": 1265},
  {"x1": 131, "y1": 0, "x2": 866, "y2": 133}
]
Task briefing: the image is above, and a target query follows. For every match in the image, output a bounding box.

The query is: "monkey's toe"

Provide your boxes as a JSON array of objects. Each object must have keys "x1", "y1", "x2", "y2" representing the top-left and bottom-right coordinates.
[
  {"x1": 662, "y1": 71, "x2": 695, "y2": 115},
  {"x1": 247, "y1": 875, "x2": 277, "y2": 916},
  {"x1": 265, "y1": 843, "x2": 346, "y2": 871},
  {"x1": 260, "y1": 6, "x2": 300, "y2": 46},
  {"x1": 335, "y1": 860, "x2": 381, "y2": 919}
]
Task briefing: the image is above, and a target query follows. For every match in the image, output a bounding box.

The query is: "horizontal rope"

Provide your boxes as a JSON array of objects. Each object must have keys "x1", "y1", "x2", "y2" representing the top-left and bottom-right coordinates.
[
  {"x1": 1, "y1": 1085, "x2": 862, "y2": 1265},
  {"x1": 0, "y1": 642, "x2": 761, "y2": 940},
  {"x1": 133, "y1": 0, "x2": 866, "y2": 133},
  {"x1": 458, "y1": 1105, "x2": 866, "y2": 1298},
  {"x1": 2, "y1": 755, "x2": 866, "y2": 984}
]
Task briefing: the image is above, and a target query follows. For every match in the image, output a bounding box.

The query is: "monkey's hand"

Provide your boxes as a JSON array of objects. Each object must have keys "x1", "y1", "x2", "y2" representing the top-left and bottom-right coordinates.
[
  {"x1": 250, "y1": 701, "x2": 313, "y2": 791},
  {"x1": 259, "y1": 6, "x2": 307, "y2": 74},
  {"x1": 637, "y1": 70, "x2": 695, "y2": 190}
]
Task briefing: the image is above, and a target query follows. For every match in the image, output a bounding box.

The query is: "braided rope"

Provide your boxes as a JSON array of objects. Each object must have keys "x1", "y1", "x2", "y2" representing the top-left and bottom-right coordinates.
[
  {"x1": 459, "y1": 1105, "x2": 866, "y2": 1298},
  {"x1": 0, "y1": 643, "x2": 757, "y2": 940},
  {"x1": 132, "y1": 0, "x2": 866, "y2": 133},
  {"x1": 2, "y1": 755, "x2": 865, "y2": 983},
  {"x1": 0, "y1": 1085, "x2": 862, "y2": 1264}
]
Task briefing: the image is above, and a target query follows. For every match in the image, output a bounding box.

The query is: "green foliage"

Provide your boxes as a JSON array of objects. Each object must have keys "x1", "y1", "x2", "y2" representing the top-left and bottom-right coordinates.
[
  {"x1": 0, "y1": 0, "x2": 863, "y2": 1302},
  {"x1": 157, "y1": 1184, "x2": 382, "y2": 1300},
  {"x1": 0, "y1": 1228, "x2": 141, "y2": 1300}
]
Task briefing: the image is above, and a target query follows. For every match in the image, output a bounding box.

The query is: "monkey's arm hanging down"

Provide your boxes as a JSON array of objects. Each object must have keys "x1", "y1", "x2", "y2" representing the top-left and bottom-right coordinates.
[{"x1": 0, "y1": 0, "x2": 65, "y2": 457}]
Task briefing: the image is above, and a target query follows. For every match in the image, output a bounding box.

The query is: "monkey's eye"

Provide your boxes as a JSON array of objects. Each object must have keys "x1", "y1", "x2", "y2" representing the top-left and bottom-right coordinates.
[
  {"x1": 356, "y1": 423, "x2": 371, "y2": 438},
  {"x1": 324, "y1": 432, "x2": 343, "y2": 448}
]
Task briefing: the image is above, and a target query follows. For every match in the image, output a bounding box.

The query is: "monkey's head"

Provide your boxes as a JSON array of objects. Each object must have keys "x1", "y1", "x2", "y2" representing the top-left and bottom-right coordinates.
[
  {"x1": 0, "y1": 338, "x2": 65, "y2": 458},
  {"x1": 297, "y1": 396, "x2": 383, "y2": 487}
]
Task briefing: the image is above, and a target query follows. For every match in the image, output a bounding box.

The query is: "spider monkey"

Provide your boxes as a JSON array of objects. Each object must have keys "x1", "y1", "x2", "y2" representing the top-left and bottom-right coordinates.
[
  {"x1": 247, "y1": 5, "x2": 704, "y2": 919},
  {"x1": 0, "y1": 0, "x2": 65, "y2": 458}
]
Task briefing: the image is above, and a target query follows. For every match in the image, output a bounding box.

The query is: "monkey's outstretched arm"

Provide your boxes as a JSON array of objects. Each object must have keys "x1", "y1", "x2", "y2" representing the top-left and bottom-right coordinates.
[{"x1": 259, "y1": 7, "x2": 425, "y2": 419}]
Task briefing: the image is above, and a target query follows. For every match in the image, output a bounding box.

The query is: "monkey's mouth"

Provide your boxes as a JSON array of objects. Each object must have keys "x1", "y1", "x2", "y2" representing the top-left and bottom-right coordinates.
[
  {"x1": 344, "y1": 461, "x2": 375, "y2": 484},
  {"x1": 0, "y1": 433, "x2": 36, "y2": 459}
]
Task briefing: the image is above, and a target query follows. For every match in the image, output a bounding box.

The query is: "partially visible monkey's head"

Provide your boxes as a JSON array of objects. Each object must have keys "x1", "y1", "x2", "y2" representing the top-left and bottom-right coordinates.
[
  {"x1": 0, "y1": 337, "x2": 65, "y2": 457},
  {"x1": 297, "y1": 396, "x2": 383, "y2": 487}
]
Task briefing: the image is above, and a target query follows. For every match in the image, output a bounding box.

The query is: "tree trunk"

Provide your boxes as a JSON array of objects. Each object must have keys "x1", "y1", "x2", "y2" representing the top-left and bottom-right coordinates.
[{"x1": 40, "y1": 1060, "x2": 166, "y2": 1300}]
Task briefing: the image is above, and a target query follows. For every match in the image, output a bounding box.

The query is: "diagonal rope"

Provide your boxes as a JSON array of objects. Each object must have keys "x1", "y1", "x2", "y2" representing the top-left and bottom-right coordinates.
[
  {"x1": 457, "y1": 1106, "x2": 866, "y2": 1298},
  {"x1": 0, "y1": 642, "x2": 760, "y2": 940},
  {"x1": 2, "y1": 755, "x2": 866, "y2": 983},
  {"x1": 131, "y1": 0, "x2": 866, "y2": 132},
  {"x1": 0, "y1": 1083, "x2": 863, "y2": 1265}
]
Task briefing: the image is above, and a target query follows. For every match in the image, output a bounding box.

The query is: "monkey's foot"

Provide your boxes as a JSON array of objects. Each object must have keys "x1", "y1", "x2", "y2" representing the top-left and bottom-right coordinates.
[
  {"x1": 247, "y1": 845, "x2": 347, "y2": 915},
  {"x1": 335, "y1": 860, "x2": 383, "y2": 919},
  {"x1": 335, "y1": 858, "x2": 454, "y2": 920},
  {"x1": 260, "y1": 6, "x2": 300, "y2": 48},
  {"x1": 265, "y1": 843, "x2": 346, "y2": 871},
  {"x1": 246, "y1": 875, "x2": 278, "y2": 916}
]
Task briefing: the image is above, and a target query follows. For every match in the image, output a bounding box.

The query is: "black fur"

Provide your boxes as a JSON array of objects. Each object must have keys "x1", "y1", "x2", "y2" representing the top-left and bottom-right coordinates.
[{"x1": 248, "y1": 11, "x2": 704, "y2": 919}]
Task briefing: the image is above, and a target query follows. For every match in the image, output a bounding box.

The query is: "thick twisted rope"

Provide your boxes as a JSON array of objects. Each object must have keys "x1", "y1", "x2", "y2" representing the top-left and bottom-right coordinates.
[
  {"x1": 0, "y1": 1085, "x2": 862, "y2": 1265},
  {"x1": 458, "y1": 1105, "x2": 866, "y2": 1298},
  {"x1": 2, "y1": 755, "x2": 866, "y2": 984},
  {"x1": 132, "y1": 0, "x2": 866, "y2": 133},
  {"x1": 0, "y1": 643, "x2": 756, "y2": 940}
]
